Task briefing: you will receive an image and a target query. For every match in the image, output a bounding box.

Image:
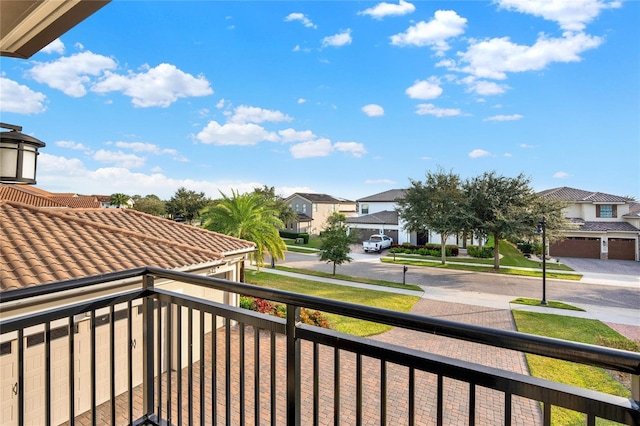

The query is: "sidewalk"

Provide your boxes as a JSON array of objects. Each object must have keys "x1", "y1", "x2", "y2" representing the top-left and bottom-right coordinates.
[{"x1": 251, "y1": 265, "x2": 640, "y2": 340}]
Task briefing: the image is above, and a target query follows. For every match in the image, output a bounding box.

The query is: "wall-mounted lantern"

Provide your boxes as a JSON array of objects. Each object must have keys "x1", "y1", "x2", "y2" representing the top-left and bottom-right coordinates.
[{"x1": 0, "y1": 123, "x2": 46, "y2": 184}]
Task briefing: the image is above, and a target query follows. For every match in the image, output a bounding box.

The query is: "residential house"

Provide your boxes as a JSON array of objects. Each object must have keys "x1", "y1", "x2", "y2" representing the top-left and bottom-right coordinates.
[
  {"x1": 539, "y1": 187, "x2": 640, "y2": 261},
  {"x1": 283, "y1": 193, "x2": 357, "y2": 236},
  {"x1": 346, "y1": 189, "x2": 471, "y2": 246},
  {"x1": 0, "y1": 200, "x2": 255, "y2": 424}
]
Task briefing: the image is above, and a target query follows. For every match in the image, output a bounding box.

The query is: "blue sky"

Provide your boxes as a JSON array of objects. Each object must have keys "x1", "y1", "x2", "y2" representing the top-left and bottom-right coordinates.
[{"x1": 1, "y1": 0, "x2": 638, "y2": 201}]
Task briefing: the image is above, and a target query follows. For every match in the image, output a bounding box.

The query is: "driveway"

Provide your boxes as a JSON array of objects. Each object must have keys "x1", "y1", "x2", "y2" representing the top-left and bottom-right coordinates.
[{"x1": 556, "y1": 257, "x2": 640, "y2": 276}]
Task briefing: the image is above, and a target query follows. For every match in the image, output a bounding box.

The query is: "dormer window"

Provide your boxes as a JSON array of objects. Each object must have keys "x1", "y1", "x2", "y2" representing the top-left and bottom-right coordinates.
[{"x1": 596, "y1": 204, "x2": 616, "y2": 218}]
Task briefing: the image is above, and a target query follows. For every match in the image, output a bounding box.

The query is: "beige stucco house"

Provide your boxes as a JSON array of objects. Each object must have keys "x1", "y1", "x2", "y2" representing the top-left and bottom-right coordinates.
[
  {"x1": 282, "y1": 193, "x2": 357, "y2": 236},
  {"x1": 539, "y1": 187, "x2": 640, "y2": 261}
]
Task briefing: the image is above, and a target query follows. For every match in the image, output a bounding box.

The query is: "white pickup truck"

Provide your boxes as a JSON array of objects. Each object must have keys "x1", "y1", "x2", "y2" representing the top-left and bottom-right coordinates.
[{"x1": 362, "y1": 234, "x2": 393, "y2": 253}]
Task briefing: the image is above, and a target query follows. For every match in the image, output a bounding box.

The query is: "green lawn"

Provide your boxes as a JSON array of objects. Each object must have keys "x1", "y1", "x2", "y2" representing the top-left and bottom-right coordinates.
[
  {"x1": 244, "y1": 270, "x2": 420, "y2": 336},
  {"x1": 512, "y1": 311, "x2": 637, "y2": 425},
  {"x1": 510, "y1": 297, "x2": 584, "y2": 311}
]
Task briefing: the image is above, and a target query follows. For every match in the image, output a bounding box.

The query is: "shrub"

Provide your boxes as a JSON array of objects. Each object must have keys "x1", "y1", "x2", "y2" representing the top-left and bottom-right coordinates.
[
  {"x1": 300, "y1": 308, "x2": 331, "y2": 328},
  {"x1": 467, "y1": 245, "x2": 494, "y2": 258},
  {"x1": 390, "y1": 243, "x2": 458, "y2": 257},
  {"x1": 239, "y1": 296, "x2": 255, "y2": 310},
  {"x1": 516, "y1": 242, "x2": 534, "y2": 254},
  {"x1": 238, "y1": 296, "x2": 330, "y2": 328},
  {"x1": 279, "y1": 231, "x2": 310, "y2": 243}
]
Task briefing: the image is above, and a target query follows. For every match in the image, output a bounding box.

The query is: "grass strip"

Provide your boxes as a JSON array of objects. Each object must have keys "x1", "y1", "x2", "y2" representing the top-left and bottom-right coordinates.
[
  {"x1": 510, "y1": 298, "x2": 585, "y2": 311},
  {"x1": 273, "y1": 265, "x2": 423, "y2": 292},
  {"x1": 245, "y1": 270, "x2": 420, "y2": 336},
  {"x1": 381, "y1": 258, "x2": 583, "y2": 280},
  {"x1": 512, "y1": 311, "x2": 635, "y2": 425}
]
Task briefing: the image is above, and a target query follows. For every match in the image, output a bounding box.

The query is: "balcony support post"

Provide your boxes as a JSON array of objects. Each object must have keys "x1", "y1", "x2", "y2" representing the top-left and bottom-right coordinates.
[
  {"x1": 142, "y1": 275, "x2": 155, "y2": 420},
  {"x1": 632, "y1": 374, "x2": 639, "y2": 405},
  {"x1": 286, "y1": 304, "x2": 301, "y2": 426}
]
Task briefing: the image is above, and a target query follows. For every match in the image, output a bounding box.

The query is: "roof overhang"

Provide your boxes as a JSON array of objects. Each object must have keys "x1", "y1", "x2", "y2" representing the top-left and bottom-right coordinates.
[{"x1": 1, "y1": 0, "x2": 110, "y2": 59}]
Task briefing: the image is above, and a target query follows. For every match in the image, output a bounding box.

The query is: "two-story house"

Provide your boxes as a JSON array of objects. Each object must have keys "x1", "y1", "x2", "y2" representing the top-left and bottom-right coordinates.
[
  {"x1": 283, "y1": 193, "x2": 357, "y2": 236},
  {"x1": 539, "y1": 187, "x2": 640, "y2": 261}
]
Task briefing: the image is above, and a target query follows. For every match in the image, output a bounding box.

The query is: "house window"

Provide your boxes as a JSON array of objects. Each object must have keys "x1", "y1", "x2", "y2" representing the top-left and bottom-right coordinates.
[
  {"x1": 302, "y1": 204, "x2": 307, "y2": 213},
  {"x1": 331, "y1": 204, "x2": 336, "y2": 213},
  {"x1": 295, "y1": 203, "x2": 300, "y2": 212},
  {"x1": 596, "y1": 205, "x2": 616, "y2": 218},
  {"x1": 313, "y1": 203, "x2": 318, "y2": 212},
  {"x1": 361, "y1": 204, "x2": 369, "y2": 214}
]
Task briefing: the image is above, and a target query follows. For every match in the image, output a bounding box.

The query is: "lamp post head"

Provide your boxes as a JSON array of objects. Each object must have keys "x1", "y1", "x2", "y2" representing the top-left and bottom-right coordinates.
[{"x1": 0, "y1": 123, "x2": 46, "y2": 185}]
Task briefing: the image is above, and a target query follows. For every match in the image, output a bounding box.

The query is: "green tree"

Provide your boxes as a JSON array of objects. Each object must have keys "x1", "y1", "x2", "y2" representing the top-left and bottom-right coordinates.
[
  {"x1": 463, "y1": 171, "x2": 537, "y2": 269},
  {"x1": 396, "y1": 167, "x2": 466, "y2": 264},
  {"x1": 110, "y1": 193, "x2": 130, "y2": 208},
  {"x1": 165, "y1": 187, "x2": 208, "y2": 223},
  {"x1": 200, "y1": 189, "x2": 286, "y2": 280},
  {"x1": 252, "y1": 185, "x2": 296, "y2": 226},
  {"x1": 317, "y1": 213, "x2": 356, "y2": 275},
  {"x1": 132, "y1": 194, "x2": 166, "y2": 216}
]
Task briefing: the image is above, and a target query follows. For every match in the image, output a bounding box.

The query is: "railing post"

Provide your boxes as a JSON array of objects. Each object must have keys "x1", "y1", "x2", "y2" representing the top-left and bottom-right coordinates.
[
  {"x1": 142, "y1": 275, "x2": 155, "y2": 420},
  {"x1": 286, "y1": 304, "x2": 301, "y2": 426},
  {"x1": 632, "y1": 374, "x2": 639, "y2": 406}
]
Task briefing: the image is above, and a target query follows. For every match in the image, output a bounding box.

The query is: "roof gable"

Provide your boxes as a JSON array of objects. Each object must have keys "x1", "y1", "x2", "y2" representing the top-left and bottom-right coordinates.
[
  {"x1": 538, "y1": 187, "x2": 632, "y2": 203},
  {"x1": 287, "y1": 193, "x2": 353, "y2": 203},
  {"x1": 0, "y1": 185, "x2": 67, "y2": 208},
  {"x1": 357, "y1": 189, "x2": 406, "y2": 203}
]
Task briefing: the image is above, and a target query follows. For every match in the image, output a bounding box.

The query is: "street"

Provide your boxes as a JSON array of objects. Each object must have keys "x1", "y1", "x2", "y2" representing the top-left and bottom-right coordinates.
[{"x1": 278, "y1": 251, "x2": 640, "y2": 311}]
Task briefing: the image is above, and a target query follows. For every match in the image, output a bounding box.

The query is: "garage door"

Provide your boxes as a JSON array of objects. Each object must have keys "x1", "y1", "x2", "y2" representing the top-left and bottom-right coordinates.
[
  {"x1": 550, "y1": 237, "x2": 600, "y2": 259},
  {"x1": 608, "y1": 238, "x2": 636, "y2": 261}
]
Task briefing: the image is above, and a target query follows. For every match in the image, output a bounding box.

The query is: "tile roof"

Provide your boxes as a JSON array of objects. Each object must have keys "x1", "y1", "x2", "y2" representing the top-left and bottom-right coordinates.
[
  {"x1": 49, "y1": 195, "x2": 102, "y2": 208},
  {"x1": 568, "y1": 219, "x2": 640, "y2": 232},
  {"x1": 626, "y1": 203, "x2": 640, "y2": 217},
  {"x1": 287, "y1": 193, "x2": 354, "y2": 203},
  {"x1": 0, "y1": 185, "x2": 67, "y2": 208},
  {"x1": 538, "y1": 187, "x2": 632, "y2": 203},
  {"x1": 357, "y1": 189, "x2": 406, "y2": 203},
  {"x1": 346, "y1": 210, "x2": 398, "y2": 225},
  {"x1": 0, "y1": 201, "x2": 255, "y2": 291}
]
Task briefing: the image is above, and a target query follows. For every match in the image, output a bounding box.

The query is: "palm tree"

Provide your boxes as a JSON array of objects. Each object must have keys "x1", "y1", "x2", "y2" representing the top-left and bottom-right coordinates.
[
  {"x1": 200, "y1": 189, "x2": 286, "y2": 280},
  {"x1": 110, "y1": 193, "x2": 130, "y2": 208}
]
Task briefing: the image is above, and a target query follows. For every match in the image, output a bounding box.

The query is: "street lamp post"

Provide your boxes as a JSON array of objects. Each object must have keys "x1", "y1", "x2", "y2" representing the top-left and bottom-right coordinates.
[{"x1": 536, "y1": 217, "x2": 547, "y2": 305}]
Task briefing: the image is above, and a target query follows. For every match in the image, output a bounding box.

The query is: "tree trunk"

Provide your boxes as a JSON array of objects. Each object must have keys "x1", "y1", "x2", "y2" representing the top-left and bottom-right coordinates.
[
  {"x1": 493, "y1": 232, "x2": 500, "y2": 270},
  {"x1": 440, "y1": 234, "x2": 447, "y2": 265},
  {"x1": 332, "y1": 262, "x2": 336, "y2": 275},
  {"x1": 240, "y1": 259, "x2": 246, "y2": 282}
]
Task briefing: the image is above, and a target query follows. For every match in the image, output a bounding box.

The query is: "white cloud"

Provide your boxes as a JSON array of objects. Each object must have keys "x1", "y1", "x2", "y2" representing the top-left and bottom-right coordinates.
[
  {"x1": 362, "y1": 104, "x2": 385, "y2": 116},
  {"x1": 28, "y1": 51, "x2": 117, "y2": 97},
  {"x1": 38, "y1": 153, "x2": 266, "y2": 199},
  {"x1": 461, "y1": 77, "x2": 507, "y2": 95},
  {"x1": 92, "y1": 63, "x2": 213, "y2": 107},
  {"x1": 459, "y1": 32, "x2": 602, "y2": 80},
  {"x1": 93, "y1": 149, "x2": 146, "y2": 168},
  {"x1": 520, "y1": 143, "x2": 536, "y2": 148},
  {"x1": 390, "y1": 10, "x2": 466, "y2": 53},
  {"x1": 469, "y1": 149, "x2": 491, "y2": 158},
  {"x1": 415, "y1": 103, "x2": 461, "y2": 117},
  {"x1": 0, "y1": 77, "x2": 47, "y2": 114},
  {"x1": 229, "y1": 105, "x2": 293, "y2": 124},
  {"x1": 284, "y1": 12, "x2": 317, "y2": 28},
  {"x1": 496, "y1": 0, "x2": 621, "y2": 31},
  {"x1": 278, "y1": 128, "x2": 316, "y2": 143},
  {"x1": 504, "y1": 152, "x2": 512, "y2": 157},
  {"x1": 298, "y1": 98, "x2": 307, "y2": 104},
  {"x1": 321, "y1": 30, "x2": 352, "y2": 48},
  {"x1": 290, "y1": 138, "x2": 333, "y2": 158},
  {"x1": 113, "y1": 141, "x2": 181, "y2": 159},
  {"x1": 41, "y1": 38, "x2": 65, "y2": 54},
  {"x1": 334, "y1": 142, "x2": 367, "y2": 157},
  {"x1": 406, "y1": 78, "x2": 443, "y2": 100},
  {"x1": 553, "y1": 171, "x2": 571, "y2": 178},
  {"x1": 216, "y1": 99, "x2": 226, "y2": 109},
  {"x1": 358, "y1": 0, "x2": 416, "y2": 19},
  {"x1": 196, "y1": 121, "x2": 279, "y2": 146},
  {"x1": 56, "y1": 141, "x2": 87, "y2": 150},
  {"x1": 483, "y1": 114, "x2": 523, "y2": 121}
]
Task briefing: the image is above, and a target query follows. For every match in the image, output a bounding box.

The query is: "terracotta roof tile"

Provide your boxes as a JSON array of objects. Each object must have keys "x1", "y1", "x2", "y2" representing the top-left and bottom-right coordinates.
[
  {"x1": 0, "y1": 185, "x2": 67, "y2": 207},
  {"x1": 0, "y1": 201, "x2": 255, "y2": 291},
  {"x1": 49, "y1": 195, "x2": 101, "y2": 208}
]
